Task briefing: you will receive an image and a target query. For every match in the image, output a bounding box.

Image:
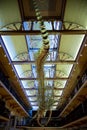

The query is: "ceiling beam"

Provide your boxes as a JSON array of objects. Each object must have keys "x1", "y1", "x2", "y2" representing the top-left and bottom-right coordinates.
[
  {"x1": 24, "y1": 16, "x2": 62, "y2": 21},
  {"x1": 30, "y1": 100, "x2": 59, "y2": 102},
  {"x1": 19, "y1": 77, "x2": 68, "y2": 81},
  {"x1": 31, "y1": 105, "x2": 58, "y2": 106},
  {"x1": 12, "y1": 60, "x2": 76, "y2": 65},
  {"x1": 0, "y1": 30, "x2": 87, "y2": 35},
  {"x1": 24, "y1": 88, "x2": 63, "y2": 90},
  {"x1": 27, "y1": 95, "x2": 61, "y2": 97}
]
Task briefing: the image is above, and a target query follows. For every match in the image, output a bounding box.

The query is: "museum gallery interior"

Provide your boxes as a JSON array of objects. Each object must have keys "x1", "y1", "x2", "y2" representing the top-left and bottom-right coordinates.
[{"x1": 0, "y1": 0, "x2": 87, "y2": 130}]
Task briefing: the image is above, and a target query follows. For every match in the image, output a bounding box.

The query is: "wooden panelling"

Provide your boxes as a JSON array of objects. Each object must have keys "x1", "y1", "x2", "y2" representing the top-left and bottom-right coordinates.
[{"x1": 18, "y1": 0, "x2": 66, "y2": 20}]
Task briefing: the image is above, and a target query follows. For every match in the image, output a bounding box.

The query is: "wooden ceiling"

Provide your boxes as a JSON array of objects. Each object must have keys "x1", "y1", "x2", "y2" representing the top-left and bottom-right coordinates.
[{"x1": 19, "y1": 0, "x2": 66, "y2": 20}]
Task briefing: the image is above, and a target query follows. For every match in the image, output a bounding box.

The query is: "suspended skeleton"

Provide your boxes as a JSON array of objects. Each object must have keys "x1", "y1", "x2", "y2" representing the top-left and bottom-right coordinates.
[{"x1": 31, "y1": 0, "x2": 54, "y2": 126}]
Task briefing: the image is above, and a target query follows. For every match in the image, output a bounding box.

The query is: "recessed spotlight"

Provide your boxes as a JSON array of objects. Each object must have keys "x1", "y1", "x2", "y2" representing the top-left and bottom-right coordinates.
[
  {"x1": 80, "y1": 54, "x2": 82, "y2": 57},
  {"x1": 8, "y1": 63, "x2": 10, "y2": 65},
  {"x1": 85, "y1": 44, "x2": 87, "y2": 47},
  {"x1": 4, "y1": 54, "x2": 6, "y2": 57},
  {"x1": 0, "y1": 45, "x2": 1, "y2": 47}
]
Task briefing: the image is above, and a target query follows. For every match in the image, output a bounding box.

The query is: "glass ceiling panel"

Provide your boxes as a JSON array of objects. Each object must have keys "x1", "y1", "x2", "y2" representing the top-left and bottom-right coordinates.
[
  {"x1": 14, "y1": 64, "x2": 32, "y2": 78},
  {"x1": 26, "y1": 35, "x2": 59, "y2": 61},
  {"x1": 51, "y1": 106, "x2": 57, "y2": 110},
  {"x1": 54, "y1": 97, "x2": 61, "y2": 101},
  {"x1": 21, "y1": 80, "x2": 35, "y2": 89},
  {"x1": 53, "y1": 102, "x2": 58, "y2": 106},
  {"x1": 44, "y1": 65, "x2": 55, "y2": 78},
  {"x1": 54, "y1": 21, "x2": 62, "y2": 30},
  {"x1": 22, "y1": 64, "x2": 56, "y2": 79},
  {"x1": 25, "y1": 90, "x2": 37, "y2": 96},
  {"x1": 27, "y1": 35, "x2": 58, "y2": 51},
  {"x1": 31, "y1": 102, "x2": 38, "y2": 106},
  {"x1": 54, "y1": 90, "x2": 63, "y2": 96},
  {"x1": 28, "y1": 35, "x2": 43, "y2": 48},
  {"x1": 23, "y1": 21, "x2": 61, "y2": 31},
  {"x1": 44, "y1": 80, "x2": 53, "y2": 85},
  {"x1": 23, "y1": 21, "x2": 31, "y2": 30},
  {"x1": 54, "y1": 81, "x2": 67, "y2": 89},
  {"x1": 2, "y1": 36, "x2": 28, "y2": 61},
  {"x1": 28, "y1": 97, "x2": 37, "y2": 102},
  {"x1": 59, "y1": 35, "x2": 85, "y2": 60},
  {"x1": 56, "y1": 64, "x2": 73, "y2": 77},
  {"x1": 33, "y1": 21, "x2": 52, "y2": 30},
  {"x1": 46, "y1": 51, "x2": 57, "y2": 61},
  {"x1": 32, "y1": 106, "x2": 39, "y2": 110}
]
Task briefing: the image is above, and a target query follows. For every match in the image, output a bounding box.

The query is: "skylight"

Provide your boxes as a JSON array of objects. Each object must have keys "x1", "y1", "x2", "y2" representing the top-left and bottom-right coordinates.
[{"x1": 1, "y1": 19, "x2": 85, "y2": 111}]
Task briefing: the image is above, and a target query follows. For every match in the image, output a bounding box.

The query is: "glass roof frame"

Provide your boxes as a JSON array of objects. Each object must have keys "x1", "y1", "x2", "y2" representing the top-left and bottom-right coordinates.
[{"x1": 1, "y1": 19, "x2": 85, "y2": 110}]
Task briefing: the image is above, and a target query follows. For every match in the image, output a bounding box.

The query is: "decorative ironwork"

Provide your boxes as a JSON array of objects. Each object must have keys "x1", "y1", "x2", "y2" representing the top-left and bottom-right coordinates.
[
  {"x1": 0, "y1": 22, "x2": 23, "y2": 31},
  {"x1": 13, "y1": 52, "x2": 30, "y2": 61},
  {"x1": 13, "y1": 51, "x2": 73, "y2": 63},
  {"x1": 56, "y1": 70, "x2": 67, "y2": 78},
  {"x1": 46, "y1": 51, "x2": 73, "y2": 61},
  {"x1": 62, "y1": 21, "x2": 85, "y2": 30},
  {"x1": 54, "y1": 81, "x2": 64, "y2": 89},
  {"x1": 25, "y1": 81, "x2": 35, "y2": 89},
  {"x1": 58, "y1": 52, "x2": 74, "y2": 60},
  {"x1": 20, "y1": 70, "x2": 34, "y2": 78}
]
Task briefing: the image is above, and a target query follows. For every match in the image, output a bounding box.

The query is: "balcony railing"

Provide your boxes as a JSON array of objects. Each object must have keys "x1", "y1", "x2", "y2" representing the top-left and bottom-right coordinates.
[
  {"x1": 0, "y1": 69, "x2": 30, "y2": 115},
  {"x1": 59, "y1": 68, "x2": 87, "y2": 114}
]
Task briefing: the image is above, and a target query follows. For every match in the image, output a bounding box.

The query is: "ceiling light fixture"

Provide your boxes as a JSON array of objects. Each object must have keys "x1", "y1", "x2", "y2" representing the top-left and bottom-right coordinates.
[
  {"x1": 4, "y1": 54, "x2": 6, "y2": 57},
  {"x1": 80, "y1": 54, "x2": 82, "y2": 57},
  {"x1": 85, "y1": 44, "x2": 87, "y2": 47}
]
